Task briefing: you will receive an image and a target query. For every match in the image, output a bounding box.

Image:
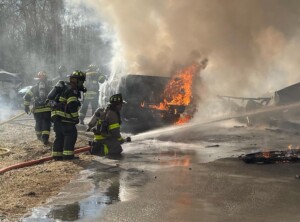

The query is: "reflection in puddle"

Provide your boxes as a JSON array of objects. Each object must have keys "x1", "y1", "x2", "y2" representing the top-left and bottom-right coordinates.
[
  {"x1": 48, "y1": 203, "x2": 80, "y2": 221},
  {"x1": 24, "y1": 167, "x2": 147, "y2": 221}
]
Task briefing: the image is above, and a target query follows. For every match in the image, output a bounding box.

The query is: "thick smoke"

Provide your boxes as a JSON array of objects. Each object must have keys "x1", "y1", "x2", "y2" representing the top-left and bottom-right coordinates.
[{"x1": 79, "y1": 0, "x2": 300, "y2": 98}]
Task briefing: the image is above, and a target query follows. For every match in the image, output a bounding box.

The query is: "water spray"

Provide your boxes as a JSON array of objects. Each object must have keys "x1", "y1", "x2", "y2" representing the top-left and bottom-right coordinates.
[{"x1": 132, "y1": 101, "x2": 300, "y2": 141}]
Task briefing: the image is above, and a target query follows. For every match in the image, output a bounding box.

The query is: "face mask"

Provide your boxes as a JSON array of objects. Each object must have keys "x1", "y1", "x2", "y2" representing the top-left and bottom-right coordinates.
[{"x1": 77, "y1": 80, "x2": 87, "y2": 92}]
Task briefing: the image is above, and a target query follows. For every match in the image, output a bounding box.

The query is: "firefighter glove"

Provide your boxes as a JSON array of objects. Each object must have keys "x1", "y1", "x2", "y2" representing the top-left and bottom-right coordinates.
[
  {"x1": 86, "y1": 127, "x2": 95, "y2": 132},
  {"x1": 24, "y1": 105, "x2": 30, "y2": 114},
  {"x1": 125, "y1": 137, "x2": 131, "y2": 142},
  {"x1": 73, "y1": 118, "x2": 79, "y2": 124}
]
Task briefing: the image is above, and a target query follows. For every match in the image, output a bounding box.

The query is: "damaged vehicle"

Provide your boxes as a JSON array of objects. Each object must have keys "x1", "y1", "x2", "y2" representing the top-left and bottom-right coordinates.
[
  {"x1": 98, "y1": 63, "x2": 204, "y2": 133},
  {"x1": 118, "y1": 74, "x2": 186, "y2": 132},
  {"x1": 0, "y1": 69, "x2": 23, "y2": 108},
  {"x1": 100, "y1": 74, "x2": 188, "y2": 133},
  {"x1": 218, "y1": 81, "x2": 300, "y2": 127}
]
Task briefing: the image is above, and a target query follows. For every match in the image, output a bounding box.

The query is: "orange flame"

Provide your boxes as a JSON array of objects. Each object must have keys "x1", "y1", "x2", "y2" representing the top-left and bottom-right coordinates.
[
  {"x1": 155, "y1": 64, "x2": 198, "y2": 109},
  {"x1": 176, "y1": 115, "x2": 192, "y2": 125},
  {"x1": 150, "y1": 64, "x2": 200, "y2": 125}
]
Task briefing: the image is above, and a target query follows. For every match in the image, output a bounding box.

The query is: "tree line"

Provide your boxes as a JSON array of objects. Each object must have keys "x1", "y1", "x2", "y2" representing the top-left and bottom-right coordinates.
[{"x1": 0, "y1": 0, "x2": 111, "y2": 83}]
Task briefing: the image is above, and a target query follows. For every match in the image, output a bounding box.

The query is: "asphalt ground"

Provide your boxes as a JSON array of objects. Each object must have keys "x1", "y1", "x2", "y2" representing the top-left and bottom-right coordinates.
[{"x1": 23, "y1": 120, "x2": 300, "y2": 222}]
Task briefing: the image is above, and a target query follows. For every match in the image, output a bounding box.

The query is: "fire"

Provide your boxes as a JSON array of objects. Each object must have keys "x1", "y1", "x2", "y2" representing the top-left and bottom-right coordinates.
[
  {"x1": 153, "y1": 64, "x2": 198, "y2": 109},
  {"x1": 262, "y1": 152, "x2": 271, "y2": 159},
  {"x1": 149, "y1": 63, "x2": 200, "y2": 124},
  {"x1": 176, "y1": 114, "x2": 191, "y2": 125}
]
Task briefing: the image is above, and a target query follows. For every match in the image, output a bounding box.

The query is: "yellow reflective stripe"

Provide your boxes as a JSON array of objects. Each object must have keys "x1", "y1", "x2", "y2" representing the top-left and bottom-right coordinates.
[
  {"x1": 67, "y1": 97, "x2": 77, "y2": 104},
  {"x1": 94, "y1": 135, "x2": 106, "y2": 140},
  {"x1": 97, "y1": 120, "x2": 102, "y2": 124},
  {"x1": 104, "y1": 144, "x2": 108, "y2": 155},
  {"x1": 86, "y1": 71, "x2": 97, "y2": 76},
  {"x1": 61, "y1": 120, "x2": 75, "y2": 123},
  {"x1": 52, "y1": 152, "x2": 63, "y2": 156},
  {"x1": 71, "y1": 112, "x2": 78, "y2": 117},
  {"x1": 34, "y1": 107, "x2": 51, "y2": 113},
  {"x1": 42, "y1": 131, "x2": 50, "y2": 135},
  {"x1": 109, "y1": 123, "x2": 120, "y2": 130},
  {"x1": 35, "y1": 104, "x2": 51, "y2": 108},
  {"x1": 117, "y1": 137, "x2": 124, "y2": 141},
  {"x1": 27, "y1": 91, "x2": 33, "y2": 96},
  {"x1": 59, "y1": 97, "x2": 67, "y2": 102},
  {"x1": 24, "y1": 101, "x2": 30, "y2": 105},
  {"x1": 35, "y1": 131, "x2": 42, "y2": 135},
  {"x1": 63, "y1": 150, "x2": 74, "y2": 155},
  {"x1": 51, "y1": 110, "x2": 72, "y2": 118}
]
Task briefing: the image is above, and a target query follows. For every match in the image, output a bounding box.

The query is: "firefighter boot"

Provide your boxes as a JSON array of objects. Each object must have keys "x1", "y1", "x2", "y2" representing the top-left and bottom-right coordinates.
[
  {"x1": 42, "y1": 135, "x2": 49, "y2": 145},
  {"x1": 53, "y1": 156, "x2": 63, "y2": 161},
  {"x1": 63, "y1": 155, "x2": 79, "y2": 160},
  {"x1": 79, "y1": 118, "x2": 85, "y2": 125},
  {"x1": 35, "y1": 131, "x2": 42, "y2": 141}
]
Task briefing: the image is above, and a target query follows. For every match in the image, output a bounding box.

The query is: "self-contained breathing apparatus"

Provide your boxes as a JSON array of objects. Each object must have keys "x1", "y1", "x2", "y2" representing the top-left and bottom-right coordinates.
[
  {"x1": 35, "y1": 81, "x2": 47, "y2": 106},
  {"x1": 87, "y1": 108, "x2": 109, "y2": 156},
  {"x1": 47, "y1": 71, "x2": 87, "y2": 121}
]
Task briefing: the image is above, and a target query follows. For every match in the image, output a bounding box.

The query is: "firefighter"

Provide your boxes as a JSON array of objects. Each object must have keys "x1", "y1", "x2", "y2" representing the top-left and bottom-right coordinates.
[
  {"x1": 48, "y1": 70, "x2": 86, "y2": 160},
  {"x1": 52, "y1": 65, "x2": 68, "y2": 83},
  {"x1": 23, "y1": 71, "x2": 52, "y2": 145},
  {"x1": 87, "y1": 93, "x2": 131, "y2": 156},
  {"x1": 79, "y1": 64, "x2": 106, "y2": 125}
]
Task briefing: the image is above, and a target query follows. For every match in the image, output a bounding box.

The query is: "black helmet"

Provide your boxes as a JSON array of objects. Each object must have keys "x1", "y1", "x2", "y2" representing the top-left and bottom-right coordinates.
[
  {"x1": 109, "y1": 94, "x2": 126, "y2": 105},
  {"x1": 58, "y1": 65, "x2": 67, "y2": 74},
  {"x1": 68, "y1": 70, "x2": 86, "y2": 81}
]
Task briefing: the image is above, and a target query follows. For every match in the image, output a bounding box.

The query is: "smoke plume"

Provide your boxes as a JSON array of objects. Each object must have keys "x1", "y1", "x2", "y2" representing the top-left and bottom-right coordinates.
[{"x1": 78, "y1": 0, "x2": 300, "y2": 98}]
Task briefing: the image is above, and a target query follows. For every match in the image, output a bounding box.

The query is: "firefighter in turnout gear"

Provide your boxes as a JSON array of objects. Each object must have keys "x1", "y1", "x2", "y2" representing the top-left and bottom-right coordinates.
[
  {"x1": 23, "y1": 71, "x2": 52, "y2": 145},
  {"x1": 48, "y1": 70, "x2": 86, "y2": 160},
  {"x1": 52, "y1": 65, "x2": 68, "y2": 83},
  {"x1": 79, "y1": 64, "x2": 106, "y2": 125},
  {"x1": 87, "y1": 94, "x2": 131, "y2": 156}
]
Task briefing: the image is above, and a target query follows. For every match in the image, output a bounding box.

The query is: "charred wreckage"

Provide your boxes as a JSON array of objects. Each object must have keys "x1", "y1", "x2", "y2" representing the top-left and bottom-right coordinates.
[{"x1": 99, "y1": 61, "x2": 207, "y2": 133}]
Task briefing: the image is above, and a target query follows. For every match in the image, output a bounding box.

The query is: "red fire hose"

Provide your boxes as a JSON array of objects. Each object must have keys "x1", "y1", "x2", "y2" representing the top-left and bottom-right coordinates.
[{"x1": 0, "y1": 146, "x2": 91, "y2": 174}]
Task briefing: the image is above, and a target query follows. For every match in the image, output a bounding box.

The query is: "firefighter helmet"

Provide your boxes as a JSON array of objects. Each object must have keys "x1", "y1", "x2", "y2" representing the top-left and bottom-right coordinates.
[
  {"x1": 58, "y1": 65, "x2": 67, "y2": 74},
  {"x1": 87, "y1": 64, "x2": 98, "y2": 72},
  {"x1": 109, "y1": 94, "x2": 126, "y2": 104},
  {"x1": 68, "y1": 70, "x2": 86, "y2": 81},
  {"x1": 34, "y1": 71, "x2": 47, "y2": 80}
]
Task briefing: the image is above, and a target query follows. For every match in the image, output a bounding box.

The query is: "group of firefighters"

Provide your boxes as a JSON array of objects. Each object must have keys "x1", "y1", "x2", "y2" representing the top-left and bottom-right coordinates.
[{"x1": 23, "y1": 64, "x2": 131, "y2": 160}]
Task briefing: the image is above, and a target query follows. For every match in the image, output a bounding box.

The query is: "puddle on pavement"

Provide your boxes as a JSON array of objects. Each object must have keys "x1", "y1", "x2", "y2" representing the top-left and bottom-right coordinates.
[
  {"x1": 23, "y1": 136, "x2": 248, "y2": 221},
  {"x1": 23, "y1": 162, "x2": 148, "y2": 221}
]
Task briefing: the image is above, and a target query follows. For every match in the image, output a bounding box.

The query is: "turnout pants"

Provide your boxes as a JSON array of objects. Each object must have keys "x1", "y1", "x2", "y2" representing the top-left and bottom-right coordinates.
[
  {"x1": 52, "y1": 120, "x2": 78, "y2": 160},
  {"x1": 91, "y1": 137, "x2": 123, "y2": 156},
  {"x1": 33, "y1": 111, "x2": 51, "y2": 142}
]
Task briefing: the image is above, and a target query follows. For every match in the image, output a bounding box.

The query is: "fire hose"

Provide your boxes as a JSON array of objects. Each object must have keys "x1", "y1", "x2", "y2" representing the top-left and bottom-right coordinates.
[
  {"x1": 0, "y1": 145, "x2": 91, "y2": 174},
  {"x1": 0, "y1": 112, "x2": 26, "y2": 126},
  {"x1": 0, "y1": 148, "x2": 10, "y2": 157}
]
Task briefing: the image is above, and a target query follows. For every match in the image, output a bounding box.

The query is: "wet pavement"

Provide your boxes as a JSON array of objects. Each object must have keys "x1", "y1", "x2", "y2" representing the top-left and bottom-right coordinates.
[{"x1": 23, "y1": 120, "x2": 300, "y2": 222}]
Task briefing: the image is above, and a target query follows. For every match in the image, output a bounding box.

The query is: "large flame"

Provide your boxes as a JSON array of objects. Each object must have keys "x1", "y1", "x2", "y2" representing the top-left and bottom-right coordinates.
[
  {"x1": 139, "y1": 63, "x2": 202, "y2": 125},
  {"x1": 150, "y1": 64, "x2": 199, "y2": 111}
]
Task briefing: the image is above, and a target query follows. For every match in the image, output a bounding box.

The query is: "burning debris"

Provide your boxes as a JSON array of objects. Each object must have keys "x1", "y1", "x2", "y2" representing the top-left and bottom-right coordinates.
[{"x1": 240, "y1": 147, "x2": 300, "y2": 164}]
